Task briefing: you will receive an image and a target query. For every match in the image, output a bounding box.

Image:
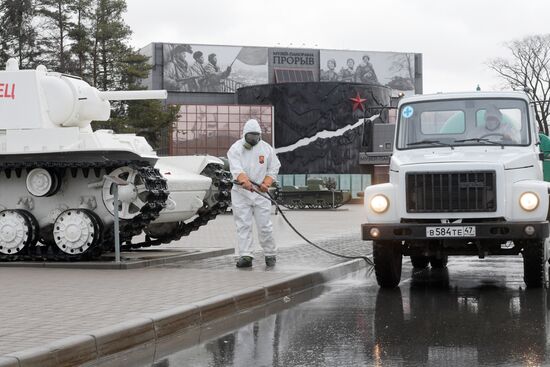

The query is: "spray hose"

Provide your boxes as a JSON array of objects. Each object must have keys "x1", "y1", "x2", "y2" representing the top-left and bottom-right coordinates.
[{"x1": 234, "y1": 180, "x2": 374, "y2": 266}]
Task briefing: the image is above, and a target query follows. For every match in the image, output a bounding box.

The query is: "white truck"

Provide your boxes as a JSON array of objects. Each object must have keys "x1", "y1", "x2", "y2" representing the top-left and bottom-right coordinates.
[{"x1": 362, "y1": 91, "x2": 550, "y2": 288}]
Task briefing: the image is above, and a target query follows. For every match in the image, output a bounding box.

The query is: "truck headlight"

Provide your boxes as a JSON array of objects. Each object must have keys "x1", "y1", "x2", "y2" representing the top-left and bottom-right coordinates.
[
  {"x1": 519, "y1": 192, "x2": 539, "y2": 212},
  {"x1": 370, "y1": 194, "x2": 389, "y2": 213}
]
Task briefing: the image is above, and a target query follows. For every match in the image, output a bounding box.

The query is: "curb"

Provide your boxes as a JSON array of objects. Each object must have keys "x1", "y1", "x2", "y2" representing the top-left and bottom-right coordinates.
[
  {"x1": 0, "y1": 248, "x2": 234, "y2": 270},
  {"x1": 2, "y1": 258, "x2": 367, "y2": 367}
]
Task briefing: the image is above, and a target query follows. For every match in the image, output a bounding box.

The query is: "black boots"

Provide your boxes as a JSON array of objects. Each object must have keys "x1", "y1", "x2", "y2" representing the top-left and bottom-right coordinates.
[
  {"x1": 236, "y1": 256, "x2": 277, "y2": 268},
  {"x1": 265, "y1": 256, "x2": 276, "y2": 267},
  {"x1": 236, "y1": 256, "x2": 253, "y2": 268}
]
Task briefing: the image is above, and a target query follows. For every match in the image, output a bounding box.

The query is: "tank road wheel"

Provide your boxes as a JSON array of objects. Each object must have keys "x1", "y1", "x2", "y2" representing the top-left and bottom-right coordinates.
[
  {"x1": 321, "y1": 202, "x2": 332, "y2": 209},
  {"x1": 102, "y1": 167, "x2": 149, "y2": 219},
  {"x1": 522, "y1": 240, "x2": 547, "y2": 288},
  {"x1": 373, "y1": 240, "x2": 403, "y2": 288},
  {"x1": 429, "y1": 255, "x2": 448, "y2": 269},
  {"x1": 410, "y1": 255, "x2": 430, "y2": 269},
  {"x1": 18, "y1": 210, "x2": 40, "y2": 255},
  {"x1": 53, "y1": 209, "x2": 101, "y2": 257},
  {"x1": 0, "y1": 210, "x2": 36, "y2": 258},
  {"x1": 26, "y1": 168, "x2": 61, "y2": 197},
  {"x1": 289, "y1": 200, "x2": 299, "y2": 209}
]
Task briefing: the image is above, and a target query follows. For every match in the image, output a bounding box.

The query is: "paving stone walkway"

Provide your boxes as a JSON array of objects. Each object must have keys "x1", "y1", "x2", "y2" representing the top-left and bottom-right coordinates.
[{"x1": 0, "y1": 205, "x2": 370, "y2": 356}]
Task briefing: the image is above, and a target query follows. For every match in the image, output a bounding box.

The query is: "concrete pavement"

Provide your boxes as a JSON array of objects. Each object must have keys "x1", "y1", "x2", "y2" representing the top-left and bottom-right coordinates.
[
  {"x1": 0, "y1": 205, "x2": 369, "y2": 365},
  {"x1": 159, "y1": 205, "x2": 363, "y2": 251}
]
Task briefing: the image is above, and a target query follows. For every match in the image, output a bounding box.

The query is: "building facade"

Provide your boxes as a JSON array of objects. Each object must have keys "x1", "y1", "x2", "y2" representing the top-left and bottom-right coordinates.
[{"x1": 140, "y1": 43, "x2": 423, "y2": 193}]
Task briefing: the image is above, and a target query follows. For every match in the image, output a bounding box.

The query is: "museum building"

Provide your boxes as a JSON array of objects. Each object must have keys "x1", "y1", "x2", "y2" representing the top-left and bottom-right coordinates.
[{"x1": 140, "y1": 42, "x2": 423, "y2": 195}]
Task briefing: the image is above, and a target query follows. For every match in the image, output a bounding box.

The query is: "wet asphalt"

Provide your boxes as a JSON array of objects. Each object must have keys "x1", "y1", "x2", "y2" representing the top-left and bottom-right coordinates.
[{"x1": 149, "y1": 256, "x2": 550, "y2": 367}]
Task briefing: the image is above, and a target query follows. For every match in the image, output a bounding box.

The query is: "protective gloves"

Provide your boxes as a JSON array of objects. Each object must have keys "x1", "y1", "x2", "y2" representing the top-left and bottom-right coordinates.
[
  {"x1": 260, "y1": 176, "x2": 274, "y2": 193},
  {"x1": 237, "y1": 173, "x2": 254, "y2": 192}
]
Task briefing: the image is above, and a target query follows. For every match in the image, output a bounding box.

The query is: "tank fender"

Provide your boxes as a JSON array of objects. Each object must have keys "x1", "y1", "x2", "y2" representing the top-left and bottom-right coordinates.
[
  {"x1": 155, "y1": 155, "x2": 223, "y2": 176},
  {"x1": 154, "y1": 156, "x2": 227, "y2": 194}
]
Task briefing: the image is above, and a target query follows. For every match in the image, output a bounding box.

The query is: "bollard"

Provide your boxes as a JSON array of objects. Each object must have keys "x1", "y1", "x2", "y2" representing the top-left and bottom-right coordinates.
[{"x1": 104, "y1": 175, "x2": 129, "y2": 264}]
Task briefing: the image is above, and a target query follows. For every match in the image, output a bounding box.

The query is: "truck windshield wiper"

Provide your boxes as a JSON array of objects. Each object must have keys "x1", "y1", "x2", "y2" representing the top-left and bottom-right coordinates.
[
  {"x1": 453, "y1": 138, "x2": 505, "y2": 149},
  {"x1": 407, "y1": 140, "x2": 454, "y2": 149}
]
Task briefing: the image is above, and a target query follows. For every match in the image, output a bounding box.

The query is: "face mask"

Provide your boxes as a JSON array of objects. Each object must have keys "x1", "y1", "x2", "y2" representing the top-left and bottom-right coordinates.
[
  {"x1": 244, "y1": 133, "x2": 261, "y2": 149},
  {"x1": 486, "y1": 117, "x2": 500, "y2": 131}
]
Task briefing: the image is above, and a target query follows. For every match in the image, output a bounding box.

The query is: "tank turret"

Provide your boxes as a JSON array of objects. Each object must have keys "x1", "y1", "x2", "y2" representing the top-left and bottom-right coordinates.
[
  {"x1": 0, "y1": 59, "x2": 231, "y2": 261},
  {"x1": 1, "y1": 58, "x2": 166, "y2": 129}
]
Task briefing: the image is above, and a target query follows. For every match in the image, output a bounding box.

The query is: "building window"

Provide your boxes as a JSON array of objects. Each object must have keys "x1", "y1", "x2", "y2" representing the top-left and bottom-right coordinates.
[
  {"x1": 274, "y1": 68, "x2": 315, "y2": 83},
  {"x1": 169, "y1": 104, "x2": 274, "y2": 157}
]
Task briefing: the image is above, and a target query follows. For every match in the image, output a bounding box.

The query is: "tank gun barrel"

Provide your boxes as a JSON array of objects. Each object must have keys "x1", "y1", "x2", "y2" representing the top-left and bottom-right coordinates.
[{"x1": 99, "y1": 90, "x2": 167, "y2": 101}]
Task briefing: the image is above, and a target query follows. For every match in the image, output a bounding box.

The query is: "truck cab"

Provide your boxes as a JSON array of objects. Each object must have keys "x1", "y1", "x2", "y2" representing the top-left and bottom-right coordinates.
[{"x1": 362, "y1": 91, "x2": 550, "y2": 288}]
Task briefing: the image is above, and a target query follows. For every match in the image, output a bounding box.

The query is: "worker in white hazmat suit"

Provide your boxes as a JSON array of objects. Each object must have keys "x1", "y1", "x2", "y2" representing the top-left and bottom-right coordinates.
[{"x1": 227, "y1": 119, "x2": 281, "y2": 268}]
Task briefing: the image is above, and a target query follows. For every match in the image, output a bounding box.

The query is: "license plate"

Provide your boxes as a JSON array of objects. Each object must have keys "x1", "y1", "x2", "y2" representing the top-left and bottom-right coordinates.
[{"x1": 426, "y1": 226, "x2": 476, "y2": 238}]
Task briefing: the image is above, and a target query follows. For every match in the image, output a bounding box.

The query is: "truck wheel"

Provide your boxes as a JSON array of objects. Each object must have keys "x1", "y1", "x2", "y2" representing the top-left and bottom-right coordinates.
[
  {"x1": 430, "y1": 255, "x2": 448, "y2": 269},
  {"x1": 410, "y1": 255, "x2": 429, "y2": 269},
  {"x1": 373, "y1": 241, "x2": 402, "y2": 288},
  {"x1": 522, "y1": 240, "x2": 546, "y2": 288}
]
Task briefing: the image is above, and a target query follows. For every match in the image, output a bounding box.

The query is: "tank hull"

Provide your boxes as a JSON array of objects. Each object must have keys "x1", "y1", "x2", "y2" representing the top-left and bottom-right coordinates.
[
  {"x1": 0, "y1": 150, "x2": 231, "y2": 260},
  {"x1": 276, "y1": 190, "x2": 351, "y2": 209},
  {"x1": 0, "y1": 150, "x2": 157, "y2": 165}
]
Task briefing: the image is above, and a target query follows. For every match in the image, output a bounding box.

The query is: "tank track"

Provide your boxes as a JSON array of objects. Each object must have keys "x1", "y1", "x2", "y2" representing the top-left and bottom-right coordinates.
[
  {"x1": 130, "y1": 163, "x2": 233, "y2": 249},
  {"x1": 0, "y1": 160, "x2": 168, "y2": 261},
  {"x1": 116, "y1": 165, "x2": 169, "y2": 244},
  {"x1": 274, "y1": 191, "x2": 349, "y2": 210},
  {"x1": 277, "y1": 200, "x2": 347, "y2": 210}
]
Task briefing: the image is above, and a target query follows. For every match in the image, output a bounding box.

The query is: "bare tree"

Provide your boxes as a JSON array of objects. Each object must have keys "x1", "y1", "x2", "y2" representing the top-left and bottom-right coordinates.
[
  {"x1": 387, "y1": 53, "x2": 415, "y2": 91},
  {"x1": 390, "y1": 53, "x2": 414, "y2": 82},
  {"x1": 489, "y1": 35, "x2": 550, "y2": 135}
]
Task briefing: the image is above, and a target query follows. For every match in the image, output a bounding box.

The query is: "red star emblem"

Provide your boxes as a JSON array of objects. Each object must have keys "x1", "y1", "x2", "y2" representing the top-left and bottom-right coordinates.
[{"x1": 349, "y1": 92, "x2": 367, "y2": 112}]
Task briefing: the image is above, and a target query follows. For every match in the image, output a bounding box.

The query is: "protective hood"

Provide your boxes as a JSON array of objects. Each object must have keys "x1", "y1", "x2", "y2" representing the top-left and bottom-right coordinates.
[{"x1": 243, "y1": 119, "x2": 262, "y2": 138}]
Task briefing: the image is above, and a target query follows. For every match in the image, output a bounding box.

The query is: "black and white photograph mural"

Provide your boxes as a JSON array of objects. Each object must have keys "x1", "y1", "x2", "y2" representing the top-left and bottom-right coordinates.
[
  {"x1": 237, "y1": 82, "x2": 391, "y2": 174},
  {"x1": 163, "y1": 43, "x2": 268, "y2": 93},
  {"x1": 320, "y1": 50, "x2": 415, "y2": 95}
]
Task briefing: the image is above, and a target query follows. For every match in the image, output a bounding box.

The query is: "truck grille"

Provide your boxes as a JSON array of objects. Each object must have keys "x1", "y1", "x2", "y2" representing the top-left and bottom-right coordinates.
[{"x1": 406, "y1": 171, "x2": 496, "y2": 213}]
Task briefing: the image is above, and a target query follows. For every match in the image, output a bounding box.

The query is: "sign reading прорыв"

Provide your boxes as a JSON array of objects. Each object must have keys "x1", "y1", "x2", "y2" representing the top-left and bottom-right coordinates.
[
  {"x1": 271, "y1": 49, "x2": 317, "y2": 67},
  {"x1": 268, "y1": 48, "x2": 320, "y2": 83}
]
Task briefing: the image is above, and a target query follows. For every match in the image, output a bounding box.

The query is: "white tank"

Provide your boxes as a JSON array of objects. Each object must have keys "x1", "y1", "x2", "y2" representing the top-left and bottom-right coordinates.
[{"x1": 0, "y1": 59, "x2": 231, "y2": 260}]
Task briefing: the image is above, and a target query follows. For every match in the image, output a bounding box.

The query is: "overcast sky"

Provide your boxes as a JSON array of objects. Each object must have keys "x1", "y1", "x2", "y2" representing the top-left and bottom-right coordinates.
[{"x1": 124, "y1": 0, "x2": 550, "y2": 94}]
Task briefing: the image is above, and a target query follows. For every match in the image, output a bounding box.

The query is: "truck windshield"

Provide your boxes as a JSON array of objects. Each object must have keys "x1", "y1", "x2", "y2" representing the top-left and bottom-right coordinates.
[{"x1": 396, "y1": 98, "x2": 530, "y2": 149}]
